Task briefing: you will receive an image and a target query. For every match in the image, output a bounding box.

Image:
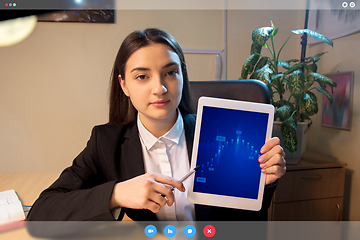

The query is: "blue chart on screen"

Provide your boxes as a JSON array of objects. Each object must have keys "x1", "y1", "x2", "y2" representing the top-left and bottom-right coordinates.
[
  {"x1": 145, "y1": 225, "x2": 157, "y2": 237},
  {"x1": 193, "y1": 106, "x2": 268, "y2": 199}
]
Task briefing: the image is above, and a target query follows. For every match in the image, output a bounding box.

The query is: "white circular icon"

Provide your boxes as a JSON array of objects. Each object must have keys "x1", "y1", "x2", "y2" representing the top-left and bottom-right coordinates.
[
  {"x1": 342, "y1": 1, "x2": 348, "y2": 7},
  {"x1": 350, "y1": 2, "x2": 355, "y2": 7},
  {"x1": 188, "y1": 229, "x2": 193, "y2": 234}
]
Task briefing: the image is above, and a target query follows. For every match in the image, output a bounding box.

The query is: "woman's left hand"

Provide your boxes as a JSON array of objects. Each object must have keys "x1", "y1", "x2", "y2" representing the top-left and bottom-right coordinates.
[{"x1": 259, "y1": 137, "x2": 286, "y2": 185}]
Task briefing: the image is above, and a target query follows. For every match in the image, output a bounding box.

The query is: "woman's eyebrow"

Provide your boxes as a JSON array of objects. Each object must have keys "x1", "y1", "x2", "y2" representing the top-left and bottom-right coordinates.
[
  {"x1": 163, "y1": 62, "x2": 179, "y2": 69},
  {"x1": 130, "y1": 67, "x2": 149, "y2": 73},
  {"x1": 130, "y1": 62, "x2": 179, "y2": 73}
]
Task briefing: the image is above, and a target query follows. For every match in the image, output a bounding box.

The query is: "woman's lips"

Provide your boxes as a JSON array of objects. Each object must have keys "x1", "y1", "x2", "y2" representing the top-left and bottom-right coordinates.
[{"x1": 151, "y1": 100, "x2": 170, "y2": 107}]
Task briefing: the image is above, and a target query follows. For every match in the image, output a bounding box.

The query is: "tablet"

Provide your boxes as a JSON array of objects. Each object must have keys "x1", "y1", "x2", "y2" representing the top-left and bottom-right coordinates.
[{"x1": 187, "y1": 96, "x2": 275, "y2": 211}]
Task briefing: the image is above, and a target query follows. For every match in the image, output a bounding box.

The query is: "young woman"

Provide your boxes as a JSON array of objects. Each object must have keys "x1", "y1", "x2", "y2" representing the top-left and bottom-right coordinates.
[{"x1": 27, "y1": 28, "x2": 286, "y2": 221}]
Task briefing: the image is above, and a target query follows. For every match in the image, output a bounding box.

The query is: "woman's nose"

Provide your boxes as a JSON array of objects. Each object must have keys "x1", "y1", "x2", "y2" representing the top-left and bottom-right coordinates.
[{"x1": 152, "y1": 76, "x2": 167, "y2": 95}]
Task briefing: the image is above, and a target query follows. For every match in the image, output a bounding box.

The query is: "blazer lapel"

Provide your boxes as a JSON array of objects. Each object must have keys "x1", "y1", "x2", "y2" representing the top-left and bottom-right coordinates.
[
  {"x1": 121, "y1": 121, "x2": 145, "y2": 180},
  {"x1": 120, "y1": 121, "x2": 158, "y2": 221}
]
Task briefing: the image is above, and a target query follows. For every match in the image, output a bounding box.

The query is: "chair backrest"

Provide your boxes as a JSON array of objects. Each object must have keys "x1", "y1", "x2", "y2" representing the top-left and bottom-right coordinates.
[{"x1": 189, "y1": 80, "x2": 270, "y2": 108}]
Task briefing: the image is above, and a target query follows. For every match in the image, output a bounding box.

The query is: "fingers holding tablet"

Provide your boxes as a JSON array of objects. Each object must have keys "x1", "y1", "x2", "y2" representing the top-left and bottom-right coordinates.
[{"x1": 258, "y1": 137, "x2": 286, "y2": 185}]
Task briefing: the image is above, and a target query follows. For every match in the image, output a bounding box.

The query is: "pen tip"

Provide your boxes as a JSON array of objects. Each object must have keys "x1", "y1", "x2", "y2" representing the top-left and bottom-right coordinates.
[{"x1": 194, "y1": 165, "x2": 201, "y2": 171}]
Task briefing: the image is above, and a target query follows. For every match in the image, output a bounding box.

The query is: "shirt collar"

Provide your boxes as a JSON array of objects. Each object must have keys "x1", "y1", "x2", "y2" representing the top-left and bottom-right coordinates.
[{"x1": 137, "y1": 110, "x2": 184, "y2": 150}]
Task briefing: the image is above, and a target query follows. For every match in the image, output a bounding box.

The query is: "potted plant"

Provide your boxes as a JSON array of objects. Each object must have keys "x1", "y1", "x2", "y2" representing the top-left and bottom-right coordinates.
[{"x1": 240, "y1": 20, "x2": 337, "y2": 163}]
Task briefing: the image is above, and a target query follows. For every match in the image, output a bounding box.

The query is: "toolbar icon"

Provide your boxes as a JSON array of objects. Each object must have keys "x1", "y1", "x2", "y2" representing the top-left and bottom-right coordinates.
[
  {"x1": 203, "y1": 225, "x2": 216, "y2": 238},
  {"x1": 164, "y1": 225, "x2": 177, "y2": 237},
  {"x1": 342, "y1": 2, "x2": 348, "y2": 8},
  {"x1": 145, "y1": 225, "x2": 157, "y2": 238},
  {"x1": 184, "y1": 225, "x2": 196, "y2": 237}
]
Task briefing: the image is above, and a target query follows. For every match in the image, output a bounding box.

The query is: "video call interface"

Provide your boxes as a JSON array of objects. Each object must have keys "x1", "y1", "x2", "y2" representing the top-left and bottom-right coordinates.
[
  {"x1": 2, "y1": 0, "x2": 359, "y2": 239},
  {"x1": 193, "y1": 106, "x2": 269, "y2": 199}
]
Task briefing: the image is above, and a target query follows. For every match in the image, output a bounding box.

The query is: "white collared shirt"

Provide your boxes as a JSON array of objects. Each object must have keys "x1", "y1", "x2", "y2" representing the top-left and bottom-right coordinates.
[{"x1": 137, "y1": 111, "x2": 195, "y2": 221}]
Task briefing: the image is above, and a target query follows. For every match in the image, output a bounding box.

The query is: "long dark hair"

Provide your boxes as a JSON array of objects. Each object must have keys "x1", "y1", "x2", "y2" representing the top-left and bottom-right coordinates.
[{"x1": 109, "y1": 28, "x2": 194, "y2": 124}]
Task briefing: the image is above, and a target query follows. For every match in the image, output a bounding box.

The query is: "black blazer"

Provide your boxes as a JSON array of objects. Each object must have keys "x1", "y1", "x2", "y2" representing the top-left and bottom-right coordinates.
[{"x1": 27, "y1": 113, "x2": 276, "y2": 221}]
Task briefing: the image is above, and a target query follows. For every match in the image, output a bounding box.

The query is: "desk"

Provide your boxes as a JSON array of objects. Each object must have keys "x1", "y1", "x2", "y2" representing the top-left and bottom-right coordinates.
[
  {"x1": 268, "y1": 151, "x2": 347, "y2": 221},
  {"x1": 0, "y1": 171, "x2": 62, "y2": 207},
  {"x1": 0, "y1": 171, "x2": 133, "y2": 220},
  {"x1": 0, "y1": 171, "x2": 137, "y2": 239},
  {"x1": 0, "y1": 171, "x2": 61, "y2": 240}
]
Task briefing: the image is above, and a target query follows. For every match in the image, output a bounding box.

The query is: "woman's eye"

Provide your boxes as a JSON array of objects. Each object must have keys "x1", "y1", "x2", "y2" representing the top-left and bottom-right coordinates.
[
  {"x1": 166, "y1": 70, "x2": 178, "y2": 76},
  {"x1": 135, "y1": 75, "x2": 147, "y2": 80}
]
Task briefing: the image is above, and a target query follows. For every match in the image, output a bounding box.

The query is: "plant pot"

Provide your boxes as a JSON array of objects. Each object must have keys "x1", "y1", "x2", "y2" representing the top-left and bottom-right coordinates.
[{"x1": 272, "y1": 120, "x2": 311, "y2": 164}]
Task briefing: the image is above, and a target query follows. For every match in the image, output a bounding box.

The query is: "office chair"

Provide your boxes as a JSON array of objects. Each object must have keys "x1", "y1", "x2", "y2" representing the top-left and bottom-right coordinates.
[{"x1": 189, "y1": 79, "x2": 270, "y2": 107}]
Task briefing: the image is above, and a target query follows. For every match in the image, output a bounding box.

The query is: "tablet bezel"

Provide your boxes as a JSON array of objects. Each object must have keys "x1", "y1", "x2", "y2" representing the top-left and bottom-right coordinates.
[{"x1": 187, "y1": 96, "x2": 275, "y2": 211}]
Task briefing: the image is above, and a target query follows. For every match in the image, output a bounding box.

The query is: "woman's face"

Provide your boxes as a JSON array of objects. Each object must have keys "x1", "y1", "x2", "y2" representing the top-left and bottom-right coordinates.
[{"x1": 119, "y1": 43, "x2": 183, "y2": 128}]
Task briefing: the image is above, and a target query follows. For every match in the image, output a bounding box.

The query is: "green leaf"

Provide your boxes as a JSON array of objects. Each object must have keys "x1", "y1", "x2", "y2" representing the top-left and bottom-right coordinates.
[
  {"x1": 251, "y1": 64, "x2": 273, "y2": 84},
  {"x1": 316, "y1": 87, "x2": 334, "y2": 104},
  {"x1": 271, "y1": 28, "x2": 279, "y2": 37},
  {"x1": 304, "y1": 64, "x2": 316, "y2": 90},
  {"x1": 270, "y1": 19, "x2": 278, "y2": 37},
  {"x1": 281, "y1": 116, "x2": 297, "y2": 152},
  {"x1": 252, "y1": 27, "x2": 274, "y2": 46},
  {"x1": 251, "y1": 42, "x2": 262, "y2": 55},
  {"x1": 314, "y1": 52, "x2": 327, "y2": 58},
  {"x1": 284, "y1": 62, "x2": 307, "y2": 74},
  {"x1": 276, "y1": 105, "x2": 292, "y2": 121},
  {"x1": 308, "y1": 57, "x2": 320, "y2": 63},
  {"x1": 304, "y1": 53, "x2": 326, "y2": 63},
  {"x1": 302, "y1": 93, "x2": 318, "y2": 116},
  {"x1": 307, "y1": 63, "x2": 317, "y2": 73},
  {"x1": 278, "y1": 60, "x2": 292, "y2": 70},
  {"x1": 288, "y1": 70, "x2": 305, "y2": 98},
  {"x1": 254, "y1": 57, "x2": 268, "y2": 72},
  {"x1": 287, "y1": 59, "x2": 300, "y2": 63},
  {"x1": 292, "y1": 29, "x2": 333, "y2": 47},
  {"x1": 317, "y1": 80, "x2": 326, "y2": 89},
  {"x1": 271, "y1": 74, "x2": 284, "y2": 81},
  {"x1": 305, "y1": 73, "x2": 315, "y2": 89},
  {"x1": 241, "y1": 54, "x2": 259, "y2": 79},
  {"x1": 310, "y1": 73, "x2": 337, "y2": 87},
  {"x1": 270, "y1": 19, "x2": 275, "y2": 28},
  {"x1": 307, "y1": 91, "x2": 317, "y2": 102}
]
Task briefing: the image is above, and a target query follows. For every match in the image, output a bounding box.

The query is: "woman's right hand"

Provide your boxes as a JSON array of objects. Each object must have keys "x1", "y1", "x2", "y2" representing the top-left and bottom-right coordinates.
[{"x1": 110, "y1": 173, "x2": 185, "y2": 213}]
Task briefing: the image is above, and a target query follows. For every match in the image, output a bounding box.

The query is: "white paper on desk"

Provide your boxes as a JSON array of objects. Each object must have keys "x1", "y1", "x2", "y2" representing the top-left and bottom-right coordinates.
[{"x1": 0, "y1": 190, "x2": 25, "y2": 223}]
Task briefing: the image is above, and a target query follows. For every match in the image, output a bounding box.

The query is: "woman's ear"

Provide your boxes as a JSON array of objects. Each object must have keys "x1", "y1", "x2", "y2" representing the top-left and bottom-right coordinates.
[{"x1": 119, "y1": 75, "x2": 130, "y2": 97}]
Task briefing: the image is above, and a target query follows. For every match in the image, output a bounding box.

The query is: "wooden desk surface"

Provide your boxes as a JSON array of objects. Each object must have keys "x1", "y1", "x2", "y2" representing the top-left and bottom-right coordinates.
[
  {"x1": 0, "y1": 171, "x2": 61, "y2": 239},
  {"x1": 0, "y1": 170, "x2": 132, "y2": 227},
  {"x1": 0, "y1": 171, "x2": 62, "y2": 206}
]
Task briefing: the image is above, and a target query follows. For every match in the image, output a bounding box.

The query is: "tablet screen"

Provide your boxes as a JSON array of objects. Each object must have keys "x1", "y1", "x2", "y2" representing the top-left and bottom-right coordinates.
[{"x1": 193, "y1": 106, "x2": 269, "y2": 199}]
